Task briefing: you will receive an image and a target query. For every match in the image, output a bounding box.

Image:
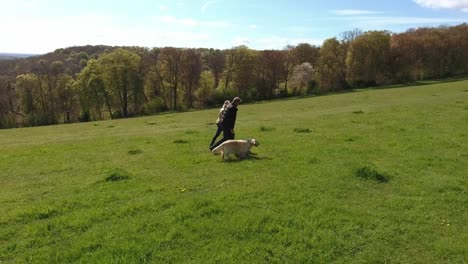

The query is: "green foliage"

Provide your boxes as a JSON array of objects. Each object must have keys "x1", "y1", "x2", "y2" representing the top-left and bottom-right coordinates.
[
  {"x1": 144, "y1": 97, "x2": 166, "y2": 113},
  {"x1": 98, "y1": 48, "x2": 143, "y2": 117},
  {"x1": 316, "y1": 38, "x2": 346, "y2": 91},
  {"x1": 79, "y1": 111, "x2": 91, "y2": 122},
  {"x1": 346, "y1": 31, "x2": 391, "y2": 86},
  {"x1": 0, "y1": 80, "x2": 467, "y2": 262},
  {"x1": 195, "y1": 70, "x2": 216, "y2": 107},
  {"x1": 128, "y1": 149, "x2": 143, "y2": 155},
  {"x1": 79, "y1": 59, "x2": 88, "y2": 68},
  {"x1": 294, "y1": 128, "x2": 312, "y2": 133},
  {"x1": 354, "y1": 166, "x2": 389, "y2": 183},
  {"x1": 77, "y1": 51, "x2": 89, "y2": 60},
  {"x1": 105, "y1": 168, "x2": 130, "y2": 182}
]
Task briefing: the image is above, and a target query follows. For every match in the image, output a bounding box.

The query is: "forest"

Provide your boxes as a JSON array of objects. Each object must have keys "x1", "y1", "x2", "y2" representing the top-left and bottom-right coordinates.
[{"x1": 0, "y1": 23, "x2": 467, "y2": 128}]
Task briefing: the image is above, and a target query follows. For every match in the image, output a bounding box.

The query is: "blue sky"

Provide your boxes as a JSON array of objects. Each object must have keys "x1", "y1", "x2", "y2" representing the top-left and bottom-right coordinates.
[{"x1": 1, "y1": 0, "x2": 467, "y2": 54}]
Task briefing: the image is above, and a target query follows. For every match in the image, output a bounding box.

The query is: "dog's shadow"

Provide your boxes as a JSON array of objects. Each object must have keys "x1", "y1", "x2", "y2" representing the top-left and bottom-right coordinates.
[{"x1": 221, "y1": 152, "x2": 271, "y2": 163}]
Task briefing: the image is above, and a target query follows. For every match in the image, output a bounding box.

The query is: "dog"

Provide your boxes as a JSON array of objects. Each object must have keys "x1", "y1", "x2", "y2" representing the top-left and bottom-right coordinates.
[{"x1": 212, "y1": 139, "x2": 259, "y2": 160}]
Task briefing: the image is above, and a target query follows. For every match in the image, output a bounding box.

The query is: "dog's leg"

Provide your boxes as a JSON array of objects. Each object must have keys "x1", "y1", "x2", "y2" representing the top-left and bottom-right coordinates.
[{"x1": 221, "y1": 151, "x2": 224, "y2": 160}]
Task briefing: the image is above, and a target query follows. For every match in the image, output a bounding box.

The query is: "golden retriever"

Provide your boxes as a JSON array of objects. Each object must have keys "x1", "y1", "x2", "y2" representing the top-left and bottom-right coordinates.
[{"x1": 212, "y1": 139, "x2": 259, "y2": 160}]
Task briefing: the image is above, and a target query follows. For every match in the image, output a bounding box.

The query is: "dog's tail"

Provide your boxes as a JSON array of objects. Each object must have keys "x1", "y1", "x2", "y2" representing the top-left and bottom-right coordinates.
[{"x1": 212, "y1": 144, "x2": 223, "y2": 154}]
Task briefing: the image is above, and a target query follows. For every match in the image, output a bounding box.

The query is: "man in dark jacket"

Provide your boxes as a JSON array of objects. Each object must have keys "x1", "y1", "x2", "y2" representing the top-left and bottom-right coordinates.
[{"x1": 210, "y1": 97, "x2": 242, "y2": 151}]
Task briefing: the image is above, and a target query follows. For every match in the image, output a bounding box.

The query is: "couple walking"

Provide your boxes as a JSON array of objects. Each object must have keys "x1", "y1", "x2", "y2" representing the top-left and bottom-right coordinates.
[{"x1": 209, "y1": 97, "x2": 242, "y2": 151}]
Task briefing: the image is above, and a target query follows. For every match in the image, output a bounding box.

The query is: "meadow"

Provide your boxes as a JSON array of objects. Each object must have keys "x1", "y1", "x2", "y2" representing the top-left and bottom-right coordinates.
[{"x1": 0, "y1": 80, "x2": 467, "y2": 263}]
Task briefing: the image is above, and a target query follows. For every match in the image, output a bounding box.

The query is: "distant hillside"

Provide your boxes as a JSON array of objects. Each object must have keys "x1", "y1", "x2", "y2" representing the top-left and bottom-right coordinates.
[
  {"x1": 0, "y1": 45, "x2": 117, "y2": 76},
  {"x1": 0, "y1": 53, "x2": 38, "y2": 60}
]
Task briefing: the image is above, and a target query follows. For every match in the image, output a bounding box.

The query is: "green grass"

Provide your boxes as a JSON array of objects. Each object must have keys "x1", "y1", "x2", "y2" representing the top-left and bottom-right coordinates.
[{"x1": 1, "y1": 80, "x2": 467, "y2": 263}]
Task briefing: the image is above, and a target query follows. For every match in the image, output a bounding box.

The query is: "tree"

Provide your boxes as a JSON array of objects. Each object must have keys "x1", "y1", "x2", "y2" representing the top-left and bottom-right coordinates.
[
  {"x1": 446, "y1": 24, "x2": 468, "y2": 75},
  {"x1": 258, "y1": 50, "x2": 286, "y2": 98},
  {"x1": 0, "y1": 76, "x2": 20, "y2": 128},
  {"x1": 160, "y1": 47, "x2": 183, "y2": 110},
  {"x1": 98, "y1": 48, "x2": 143, "y2": 117},
  {"x1": 222, "y1": 48, "x2": 236, "y2": 94},
  {"x1": 290, "y1": 62, "x2": 314, "y2": 95},
  {"x1": 15, "y1": 73, "x2": 45, "y2": 125},
  {"x1": 293, "y1": 43, "x2": 320, "y2": 66},
  {"x1": 181, "y1": 49, "x2": 202, "y2": 109},
  {"x1": 339, "y1": 28, "x2": 363, "y2": 54},
  {"x1": 143, "y1": 48, "x2": 169, "y2": 111},
  {"x1": 389, "y1": 31, "x2": 422, "y2": 82},
  {"x1": 204, "y1": 49, "x2": 225, "y2": 88},
  {"x1": 195, "y1": 70, "x2": 216, "y2": 107},
  {"x1": 56, "y1": 74, "x2": 78, "y2": 123},
  {"x1": 33, "y1": 59, "x2": 65, "y2": 124},
  {"x1": 229, "y1": 45, "x2": 258, "y2": 99},
  {"x1": 346, "y1": 31, "x2": 391, "y2": 86},
  {"x1": 316, "y1": 38, "x2": 346, "y2": 91},
  {"x1": 78, "y1": 59, "x2": 112, "y2": 120},
  {"x1": 283, "y1": 45, "x2": 297, "y2": 95}
]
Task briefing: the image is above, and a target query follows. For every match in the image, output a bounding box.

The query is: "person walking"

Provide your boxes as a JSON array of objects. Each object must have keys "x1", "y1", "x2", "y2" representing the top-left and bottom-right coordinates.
[
  {"x1": 210, "y1": 97, "x2": 242, "y2": 151},
  {"x1": 209, "y1": 100, "x2": 230, "y2": 149}
]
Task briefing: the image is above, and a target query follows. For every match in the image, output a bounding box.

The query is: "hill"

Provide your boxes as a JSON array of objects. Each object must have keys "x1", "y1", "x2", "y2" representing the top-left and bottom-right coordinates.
[
  {"x1": 0, "y1": 53, "x2": 38, "y2": 60},
  {"x1": 0, "y1": 45, "x2": 115, "y2": 76},
  {"x1": 0, "y1": 80, "x2": 467, "y2": 263}
]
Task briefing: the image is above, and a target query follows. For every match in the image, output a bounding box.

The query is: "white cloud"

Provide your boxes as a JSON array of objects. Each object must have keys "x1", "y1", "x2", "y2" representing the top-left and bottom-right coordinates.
[
  {"x1": 333, "y1": 15, "x2": 467, "y2": 26},
  {"x1": 331, "y1": 9, "x2": 382, "y2": 15},
  {"x1": 0, "y1": 0, "x2": 37, "y2": 10},
  {"x1": 413, "y1": 0, "x2": 468, "y2": 11},
  {"x1": 201, "y1": 1, "x2": 218, "y2": 13},
  {"x1": 153, "y1": 15, "x2": 230, "y2": 28},
  {"x1": 159, "y1": 5, "x2": 168, "y2": 11},
  {"x1": 248, "y1": 24, "x2": 258, "y2": 29},
  {"x1": 154, "y1": 15, "x2": 177, "y2": 23}
]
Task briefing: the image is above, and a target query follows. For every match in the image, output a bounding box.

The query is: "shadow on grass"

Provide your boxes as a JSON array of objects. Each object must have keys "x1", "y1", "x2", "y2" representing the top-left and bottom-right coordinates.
[
  {"x1": 174, "y1": 139, "x2": 189, "y2": 144},
  {"x1": 260, "y1": 126, "x2": 276, "y2": 132},
  {"x1": 128, "y1": 149, "x2": 143, "y2": 155},
  {"x1": 294, "y1": 128, "x2": 312, "y2": 133},
  {"x1": 220, "y1": 153, "x2": 271, "y2": 163}
]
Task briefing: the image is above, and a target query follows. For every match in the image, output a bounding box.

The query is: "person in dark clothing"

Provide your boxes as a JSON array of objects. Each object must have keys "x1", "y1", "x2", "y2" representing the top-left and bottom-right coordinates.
[{"x1": 210, "y1": 97, "x2": 242, "y2": 151}]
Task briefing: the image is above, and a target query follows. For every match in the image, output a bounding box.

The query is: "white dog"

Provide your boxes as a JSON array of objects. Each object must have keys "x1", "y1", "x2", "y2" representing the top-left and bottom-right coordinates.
[{"x1": 212, "y1": 139, "x2": 259, "y2": 160}]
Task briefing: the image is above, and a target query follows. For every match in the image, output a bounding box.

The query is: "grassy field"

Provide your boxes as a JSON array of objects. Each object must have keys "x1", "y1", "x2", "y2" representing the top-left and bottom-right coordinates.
[{"x1": 1, "y1": 80, "x2": 467, "y2": 263}]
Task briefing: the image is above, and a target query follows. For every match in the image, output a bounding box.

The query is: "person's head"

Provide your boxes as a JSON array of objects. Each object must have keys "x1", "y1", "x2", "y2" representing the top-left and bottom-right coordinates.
[
  {"x1": 224, "y1": 100, "x2": 230, "y2": 106},
  {"x1": 232, "y1": 97, "x2": 242, "y2": 106}
]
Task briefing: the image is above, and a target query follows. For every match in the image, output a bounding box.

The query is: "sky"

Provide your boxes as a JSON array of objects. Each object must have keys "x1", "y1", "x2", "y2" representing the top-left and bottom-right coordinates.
[{"x1": 1, "y1": 0, "x2": 467, "y2": 54}]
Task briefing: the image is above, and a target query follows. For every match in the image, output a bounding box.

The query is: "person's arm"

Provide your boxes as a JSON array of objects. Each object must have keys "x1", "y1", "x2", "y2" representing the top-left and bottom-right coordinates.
[{"x1": 231, "y1": 108, "x2": 238, "y2": 130}]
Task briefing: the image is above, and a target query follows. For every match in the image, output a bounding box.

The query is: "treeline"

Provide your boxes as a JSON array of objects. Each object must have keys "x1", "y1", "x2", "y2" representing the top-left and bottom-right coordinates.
[{"x1": 1, "y1": 24, "x2": 468, "y2": 128}]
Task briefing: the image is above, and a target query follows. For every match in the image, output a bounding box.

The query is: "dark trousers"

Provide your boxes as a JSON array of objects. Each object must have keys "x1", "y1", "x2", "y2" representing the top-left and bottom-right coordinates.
[
  {"x1": 211, "y1": 127, "x2": 234, "y2": 150},
  {"x1": 210, "y1": 123, "x2": 223, "y2": 147}
]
